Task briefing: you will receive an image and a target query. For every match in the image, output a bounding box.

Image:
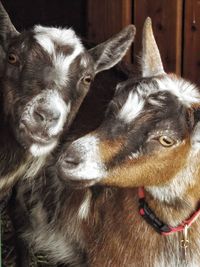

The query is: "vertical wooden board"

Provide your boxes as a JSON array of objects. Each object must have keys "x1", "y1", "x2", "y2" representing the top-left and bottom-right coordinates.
[
  {"x1": 183, "y1": 0, "x2": 200, "y2": 85},
  {"x1": 133, "y1": 0, "x2": 183, "y2": 74},
  {"x1": 87, "y1": 0, "x2": 132, "y2": 62}
]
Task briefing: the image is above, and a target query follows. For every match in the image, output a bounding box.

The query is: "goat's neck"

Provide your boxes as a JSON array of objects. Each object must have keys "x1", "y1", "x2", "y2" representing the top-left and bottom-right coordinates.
[
  {"x1": 146, "y1": 151, "x2": 200, "y2": 227},
  {"x1": 0, "y1": 120, "x2": 29, "y2": 196}
]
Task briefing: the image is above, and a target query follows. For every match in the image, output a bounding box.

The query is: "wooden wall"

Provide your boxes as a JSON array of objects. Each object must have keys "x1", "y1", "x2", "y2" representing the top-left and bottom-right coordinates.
[
  {"x1": 87, "y1": 0, "x2": 132, "y2": 62},
  {"x1": 133, "y1": 0, "x2": 183, "y2": 75},
  {"x1": 183, "y1": 0, "x2": 200, "y2": 85},
  {"x1": 1, "y1": 0, "x2": 200, "y2": 85},
  {"x1": 87, "y1": 0, "x2": 200, "y2": 85}
]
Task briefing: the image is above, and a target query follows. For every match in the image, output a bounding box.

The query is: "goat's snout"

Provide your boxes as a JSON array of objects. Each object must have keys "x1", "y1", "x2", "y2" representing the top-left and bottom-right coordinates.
[
  {"x1": 33, "y1": 105, "x2": 61, "y2": 129},
  {"x1": 58, "y1": 135, "x2": 107, "y2": 184}
]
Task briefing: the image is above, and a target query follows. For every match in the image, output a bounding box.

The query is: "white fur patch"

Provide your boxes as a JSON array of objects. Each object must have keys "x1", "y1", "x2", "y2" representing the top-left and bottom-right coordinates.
[
  {"x1": 78, "y1": 191, "x2": 91, "y2": 220},
  {"x1": 34, "y1": 26, "x2": 84, "y2": 86},
  {"x1": 118, "y1": 92, "x2": 145, "y2": 123},
  {"x1": 30, "y1": 141, "x2": 57, "y2": 157},
  {"x1": 23, "y1": 155, "x2": 47, "y2": 180},
  {"x1": 65, "y1": 135, "x2": 107, "y2": 180},
  {"x1": 156, "y1": 76, "x2": 200, "y2": 107},
  {"x1": 124, "y1": 76, "x2": 200, "y2": 112}
]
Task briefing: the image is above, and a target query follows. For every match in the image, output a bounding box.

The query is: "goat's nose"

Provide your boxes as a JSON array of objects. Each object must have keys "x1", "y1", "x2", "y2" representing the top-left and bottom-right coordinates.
[
  {"x1": 33, "y1": 106, "x2": 61, "y2": 128},
  {"x1": 62, "y1": 147, "x2": 82, "y2": 169}
]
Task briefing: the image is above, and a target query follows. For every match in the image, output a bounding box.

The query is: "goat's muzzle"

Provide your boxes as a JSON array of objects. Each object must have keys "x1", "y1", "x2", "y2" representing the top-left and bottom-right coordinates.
[{"x1": 57, "y1": 134, "x2": 107, "y2": 187}]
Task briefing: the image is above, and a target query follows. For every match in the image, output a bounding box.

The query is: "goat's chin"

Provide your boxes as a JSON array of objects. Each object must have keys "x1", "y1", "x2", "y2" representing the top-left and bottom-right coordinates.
[
  {"x1": 14, "y1": 126, "x2": 58, "y2": 157},
  {"x1": 57, "y1": 164, "x2": 100, "y2": 188},
  {"x1": 29, "y1": 141, "x2": 58, "y2": 157}
]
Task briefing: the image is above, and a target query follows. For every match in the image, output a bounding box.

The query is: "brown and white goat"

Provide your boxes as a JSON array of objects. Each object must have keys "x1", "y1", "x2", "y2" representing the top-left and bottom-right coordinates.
[
  {"x1": 0, "y1": 1, "x2": 135, "y2": 200},
  {"x1": 13, "y1": 18, "x2": 200, "y2": 267}
]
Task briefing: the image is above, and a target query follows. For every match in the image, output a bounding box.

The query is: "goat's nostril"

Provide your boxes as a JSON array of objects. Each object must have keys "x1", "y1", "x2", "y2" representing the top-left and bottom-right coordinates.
[
  {"x1": 65, "y1": 157, "x2": 79, "y2": 165},
  {"x1": 50, "y1": 110, "x2": 61, "y2": 122},
  {"x1": 34, "y1": 110, "x2": 45, "y2": 122},
  {"x1": 62, "y1": 154, "x2": 81, "y2": 169},
  {"x1": 33, "y1": 107, "x2": 61, "y2": 126}
]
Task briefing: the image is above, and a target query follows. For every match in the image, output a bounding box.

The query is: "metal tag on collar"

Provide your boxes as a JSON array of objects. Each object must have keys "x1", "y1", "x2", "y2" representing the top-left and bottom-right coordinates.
[{"x1": 181, "y1": 224, "x2": 190, "y2": 262}]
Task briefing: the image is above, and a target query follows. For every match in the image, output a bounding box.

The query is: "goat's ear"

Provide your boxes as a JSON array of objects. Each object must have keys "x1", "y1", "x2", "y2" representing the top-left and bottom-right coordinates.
[
  {"x1": 0, "y1": 2, "x2": 19, "y2": 48},
  {"x1": 141, "y1": 17, "x2": 165, "y2": 77},
  {"x1": 88, "y1": 25, "x2": 136, "y2": 74}
]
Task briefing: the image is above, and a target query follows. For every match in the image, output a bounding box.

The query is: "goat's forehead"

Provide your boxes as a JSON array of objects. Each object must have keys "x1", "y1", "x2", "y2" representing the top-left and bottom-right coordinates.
[
  {"x1": 155, "y1": 76, "x2": 200, "y2": 107},
  {"x1": 28, "y1": 26, "x2": 87, "y2": 87},
  {"x1": 116, "y1": 76, "x2": 200, "y2": 124},
  {"x1": 33, "y1": 25, "x2": 84, "y2": 57}
]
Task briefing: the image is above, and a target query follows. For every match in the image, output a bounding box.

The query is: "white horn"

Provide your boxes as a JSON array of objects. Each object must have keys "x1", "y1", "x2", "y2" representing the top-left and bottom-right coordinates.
[{"x1": 142, "y1": 17, "x2": 165, "y2": 77}]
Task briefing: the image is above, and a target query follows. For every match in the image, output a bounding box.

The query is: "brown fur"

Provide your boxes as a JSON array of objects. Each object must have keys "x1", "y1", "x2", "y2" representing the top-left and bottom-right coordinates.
[
  {"x1": 83, "y1": 187, "x2": 200, "y2": 267},
  {"x1": 103, "y1": 140, "x2": 190, "y2": 188},
  {"x1": 100, "y1": 138, "x2": 125, "y2": 163}
]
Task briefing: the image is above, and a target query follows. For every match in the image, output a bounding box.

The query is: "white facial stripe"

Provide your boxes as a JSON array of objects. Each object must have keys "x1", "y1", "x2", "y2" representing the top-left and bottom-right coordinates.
[
  {"x1": 53, "y1": 48, "x2": 82, "y2": 87},
  {"x1": 118, "y1": 91, "x2": 145, "y2": 123},
  {"x1": 34, "y1": 25, "x2": 84, "y2": 86},
  {"x1": 30, "y1": 140, "x2": 58, "y2": 157},
  {"x1": 46, "y1": 91, "x2": 70, "y2": 136},
  {"x1": 66, "y1": 135, "x2": 106, "y2": 180},
  {"x1": 156, "y1": 77, "x2": 200, "y2": 107}
]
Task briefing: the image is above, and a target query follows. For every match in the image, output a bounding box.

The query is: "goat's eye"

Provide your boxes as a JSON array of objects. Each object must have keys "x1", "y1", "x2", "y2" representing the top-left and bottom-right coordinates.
[
  {"x1": 8, "y1": 53, "x2": 18, "y2": 64},
  {"x1": 159, "y1": 136, "x2": 175, "y2": 147},
  {"x1": 82, "y1": 75, "x2": 92, "y2": 85}
]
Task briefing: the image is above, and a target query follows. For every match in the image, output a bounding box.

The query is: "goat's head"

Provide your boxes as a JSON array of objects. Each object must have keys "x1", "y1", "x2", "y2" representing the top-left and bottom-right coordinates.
[
  {"x1": 0, "y1": 2, "x2": 136, "y2": 157},
  {"x1": 57, "y1": 18, "x2": 200, "y2": 197}
]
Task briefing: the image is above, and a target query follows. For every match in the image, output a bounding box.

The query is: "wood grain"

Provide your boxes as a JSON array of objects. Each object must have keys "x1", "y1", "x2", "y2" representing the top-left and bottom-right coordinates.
[
  {"x1": 183, "y1": 0, "x2": 200, "y2": 85},
  {"x1": 133, "y1": 0, "x2": 183, "y2": 75},
  {"x1": 87, "y1": 0, "x2": 132, "y2": 62}
]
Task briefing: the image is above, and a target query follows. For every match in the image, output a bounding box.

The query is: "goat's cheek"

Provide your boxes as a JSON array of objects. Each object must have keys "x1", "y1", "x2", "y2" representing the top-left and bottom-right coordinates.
[
  {"x1": 99, "y1": 138, "x2": 124, "y2": 163},
  {"x1": 101, "y1": 142, "x2": 190, "y2": 187}
]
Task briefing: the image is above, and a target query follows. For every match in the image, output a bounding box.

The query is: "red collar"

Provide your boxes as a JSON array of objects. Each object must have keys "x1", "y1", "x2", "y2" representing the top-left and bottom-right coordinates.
[{"x1": 138, "y1": 187, "x2": 200, "y2": 236}]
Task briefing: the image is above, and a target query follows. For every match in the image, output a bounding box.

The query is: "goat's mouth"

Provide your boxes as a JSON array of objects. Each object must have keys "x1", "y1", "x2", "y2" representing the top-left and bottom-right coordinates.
[{"x1": 57, "y1": 163, "x2": 98, "y2": 188}]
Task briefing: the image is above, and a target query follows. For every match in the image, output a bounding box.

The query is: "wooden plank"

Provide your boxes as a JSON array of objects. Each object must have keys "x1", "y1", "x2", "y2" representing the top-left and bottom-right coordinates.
[
  {"x1": 183, "y1": 0, "x2": 200, "y2": 86},
  {"x1": 2, "y1": 0, "x2": 87, "y2": 36},
  {"x1": 87, "y1": 0, "x2": 132, "y2": 62},
  {"x1": 133, "y1": 0, "x2": 183, "y2": 75}
]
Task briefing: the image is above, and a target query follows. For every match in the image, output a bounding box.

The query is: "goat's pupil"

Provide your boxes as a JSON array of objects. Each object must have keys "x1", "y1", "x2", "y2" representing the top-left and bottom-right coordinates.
[
  {"x1": 159, "y1": 136, "x2": 174, "y2": 147},
  {"x1": 164, "y1": 138, "x2": 171, "y2": 144},
  {"x1": 84, "y1": 76, "x2": 92, "y2": 84}
]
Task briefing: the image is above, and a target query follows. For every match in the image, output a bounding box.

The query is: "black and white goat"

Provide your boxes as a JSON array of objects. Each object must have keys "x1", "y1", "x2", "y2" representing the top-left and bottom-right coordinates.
[{"x1": 0, "y1": 1, "x2": 135, "y2": 200}]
